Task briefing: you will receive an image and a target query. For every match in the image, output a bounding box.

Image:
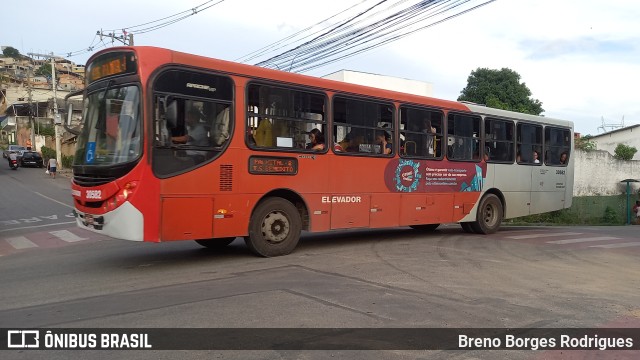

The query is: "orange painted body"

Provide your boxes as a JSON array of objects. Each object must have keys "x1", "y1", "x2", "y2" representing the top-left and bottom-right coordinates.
[{"x1": 71, "y1": 46, "x2": 489, "y2": 243}]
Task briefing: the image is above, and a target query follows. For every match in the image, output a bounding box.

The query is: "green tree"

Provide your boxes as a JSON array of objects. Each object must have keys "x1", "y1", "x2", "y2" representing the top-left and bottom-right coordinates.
[
  {"x1": 35, "y1": 63, "x2": 53, "y2": 78},
  {"x1": 2, "y1": 46, "x2": 21, "y2": 58},
  {"x1": 613, "y1": 143, "x2": 637, "y2": 160},
  {"x1": 575, "y1": 134, "x2": 597, "y2": 152},
  {"x1": 458, "y1": 67, "x2": 544, "y2": 115}
]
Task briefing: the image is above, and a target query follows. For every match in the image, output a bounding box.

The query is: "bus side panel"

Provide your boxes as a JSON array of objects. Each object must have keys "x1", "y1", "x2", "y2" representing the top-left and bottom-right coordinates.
[
  {"x1": 370, "y1": 193, "x2": 401, "y2": 228},
  {"x1": 211, "y1": 194, "x2": 252, "y2": 238},
  {"x1": 453, "y1": 192, "x2": 481, "y2": 221},
  {"x1": 398, "y1": 194, "x2": 453, "y2": 226},
  {"x1": 161, "y1": 197, "x2": 213, "y2": 241},
  {"x1": 330, "y1": 195, "x2": 371, "y2": 229}
]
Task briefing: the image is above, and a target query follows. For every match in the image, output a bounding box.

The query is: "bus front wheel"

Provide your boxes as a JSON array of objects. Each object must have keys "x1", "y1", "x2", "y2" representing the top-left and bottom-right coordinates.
[
  {"x1": 470, "y1": 194, "x2": 503, "y2": 234},
  {"x1": 195, "y1": 237, "x2": 236, "y2": 249},
  {"x1": 245, "y1": 198, "x2": 302, "y2": 257}
]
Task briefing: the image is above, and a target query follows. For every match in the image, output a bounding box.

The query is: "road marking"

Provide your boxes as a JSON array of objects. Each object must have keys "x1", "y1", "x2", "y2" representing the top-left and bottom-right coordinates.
[
  {"x1": 6, "y1": 236, "x2": 38, "y2": 249},
  {"x1": 0, "y1": 221, "x2": 77, "y2": 233},
  {"x1": 589, "y1": 242, "x2": 640, "y2": 249},
  {"x1": 49, "y1": 230, "x2": 88, "y2": 242},
  {"x1": 34, "y1": 191, "x2": 75, "y2": 209},
  {"x1": 506, "y1": 232, "x2": 583, "y2": 240},
  {"x1": 547, "y1": 236, "x2": 619, "y2": 244}
]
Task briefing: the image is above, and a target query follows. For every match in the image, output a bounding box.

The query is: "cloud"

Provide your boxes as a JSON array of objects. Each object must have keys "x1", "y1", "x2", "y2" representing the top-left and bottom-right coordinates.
[{"x1": 521, "y1": 37, "x2": 638, "y2": 61}]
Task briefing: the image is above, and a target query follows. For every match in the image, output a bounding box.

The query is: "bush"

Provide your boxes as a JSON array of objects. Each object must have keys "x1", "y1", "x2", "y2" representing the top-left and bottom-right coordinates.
[
  {"x1": 575, "y1": 135, "x2": 597, "y2": 152},
  {"x1": 613, "y1": 143, "x2": 638, "y2": 160},
  {"x1": 62, "y1": 154, "x2": 74, "y2": 168},
  {"x1": 601, "y1": 206, "x2": 620, "y2": 224},
  {"x1": 40, "y1": 146, "x2": 56, "y2": 162}
]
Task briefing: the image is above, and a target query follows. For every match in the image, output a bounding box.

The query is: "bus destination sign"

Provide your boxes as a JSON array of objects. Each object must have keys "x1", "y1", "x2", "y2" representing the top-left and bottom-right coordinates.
[{"x1": 249, "y1": 156, "x2": 298, "y2": 175}]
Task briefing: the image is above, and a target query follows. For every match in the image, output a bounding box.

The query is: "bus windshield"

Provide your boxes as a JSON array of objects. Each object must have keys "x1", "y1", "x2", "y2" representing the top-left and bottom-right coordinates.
[{"x1": 75, "y1": 85, "x2": 142, "y2": 166}]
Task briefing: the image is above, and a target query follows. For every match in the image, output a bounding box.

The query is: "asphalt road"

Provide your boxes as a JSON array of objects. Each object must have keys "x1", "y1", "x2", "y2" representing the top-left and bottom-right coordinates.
[{"x1": 1, "y1": 163, "x2": 639, "y2": 360}]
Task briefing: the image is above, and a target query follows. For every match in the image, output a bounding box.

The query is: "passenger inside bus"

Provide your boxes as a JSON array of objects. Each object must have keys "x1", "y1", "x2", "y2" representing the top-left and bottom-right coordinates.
[
  {"x1": 171, "y1": 107, "x2": 209, "y2": 161},
  {"x1": 559, "y1": 151, "x2": 568, "y2": 165},
  {"x1": 376, "y1": 131, "x2": 392, "y2": 154},
  {"x1": 306, "y1": 128, "x2": 325, "y2": 150},
  {"x1": 422, "y1": 118, "x2": 437, "y2": 156}
]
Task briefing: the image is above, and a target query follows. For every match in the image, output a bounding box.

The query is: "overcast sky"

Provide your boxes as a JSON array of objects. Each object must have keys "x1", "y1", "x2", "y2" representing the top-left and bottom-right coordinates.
[{"x1": 3, "y1": 0, "x2": 638, "y2": 135}]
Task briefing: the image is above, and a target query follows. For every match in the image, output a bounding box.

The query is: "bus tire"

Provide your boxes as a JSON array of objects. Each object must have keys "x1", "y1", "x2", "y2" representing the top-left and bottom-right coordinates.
[
  {"x1": 244, "y1": 198, "x2": 302, "y2": 257},
  {"x1": 460, "y1": 222, "x2": 474, "y2": 233},
  {"x1": 195, "y1": 237, "x2": 236, "y2": 248},
  {"x1": 470, "y1": 194, "x2": 503, "y2": 234},
  {"x1": 409, "y1": 224, "x2": 440, "y2": 231}
]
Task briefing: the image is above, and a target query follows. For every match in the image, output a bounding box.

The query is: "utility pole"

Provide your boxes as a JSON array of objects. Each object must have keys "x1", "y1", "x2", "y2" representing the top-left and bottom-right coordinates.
[
  {"x1": 27, "y1": 62, "x2": 35, "y2": 150},
  {"x1": 51, "y1": 54, "x2": 62, "y2": 170},
  {"x1": 97, "y1": 30, "x2": 133, "y2": 46},
  {"x1": 28, "y1": 52, "x2": 62, "y2": 169}
]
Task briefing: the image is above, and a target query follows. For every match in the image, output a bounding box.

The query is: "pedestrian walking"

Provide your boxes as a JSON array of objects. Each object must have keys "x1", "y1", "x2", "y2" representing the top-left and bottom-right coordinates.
[{"x1": 48, "y1": 157, "x2": 57, "y2": 179}]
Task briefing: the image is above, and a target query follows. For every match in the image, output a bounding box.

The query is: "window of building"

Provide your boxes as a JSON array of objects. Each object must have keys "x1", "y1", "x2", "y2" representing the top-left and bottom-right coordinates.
[
  {"x1": 246, "y1": 83, "x2": 326, "y2": 151},
  {"x1": 484, "y1": 118, "x2": 515, "y2": 163},
  {"x1": 332, "y1": 96, "x2": 394, "y2": 155},
  {"x1": 447, "y1": 113, "x2": 481, "y2": 161},
  {"x1": 545, "y1": 126, "x2": 571, "y2": 166},
  {"x1": 516, "y1": 123, "x2": 543, "y2": 165},
  {"x1": 399, "y1": 106, "x2": 443, "y2": 158}
]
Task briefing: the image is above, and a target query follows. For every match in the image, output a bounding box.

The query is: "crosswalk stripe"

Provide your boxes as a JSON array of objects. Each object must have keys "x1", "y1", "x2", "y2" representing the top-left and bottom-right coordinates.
[
  {"x1": 547, "y1": 236, "x2": 619, "y2": 245},
  {"x1": 49, "y1": 229, "x2": 88, "y2": 243},
  {"x1": 589, "y1": 242, "x2": 640, "y2": 249},
  {"x1": 6, "y1": 236, "x2": 38, "y2": 249},
  {"x1": 506, "y1": 232, "x2": 583, "y2": 240}
]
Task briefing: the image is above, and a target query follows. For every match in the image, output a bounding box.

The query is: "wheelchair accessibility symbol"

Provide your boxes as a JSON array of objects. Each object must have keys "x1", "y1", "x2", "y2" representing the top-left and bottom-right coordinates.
[{"x1": 86, "y1": 142, "x2": 96, "y2": 164}]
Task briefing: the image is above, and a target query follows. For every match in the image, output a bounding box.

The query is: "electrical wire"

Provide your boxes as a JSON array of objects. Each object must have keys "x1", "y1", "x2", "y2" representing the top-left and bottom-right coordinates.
[
  {"x1": 250, "y1": 0, "x2": 496, "y2": 74},
  {"x1": 56, "y1": 0, "x2": 224, "y2": 60}
]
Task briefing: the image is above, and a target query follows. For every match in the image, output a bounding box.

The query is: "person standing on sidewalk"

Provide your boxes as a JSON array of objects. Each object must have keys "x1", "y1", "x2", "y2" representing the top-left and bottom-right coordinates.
[{"x1": 48, "y1": 157, "x2": 58, "y2": 179}]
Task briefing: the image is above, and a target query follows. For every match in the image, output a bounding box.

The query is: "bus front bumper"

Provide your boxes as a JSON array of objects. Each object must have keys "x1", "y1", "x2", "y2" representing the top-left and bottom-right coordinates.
[{"x1": 74, "y1": 201, "x2": 144, "y2": 241}]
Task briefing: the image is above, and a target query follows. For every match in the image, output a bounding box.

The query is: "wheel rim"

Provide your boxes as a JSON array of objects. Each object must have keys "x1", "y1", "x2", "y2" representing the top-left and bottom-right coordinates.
[
  {"x1": 261, "y1": 210, "x2": 290, "y2": 244},
  {"x1": 482, "y1": 202, "x2": 498, "y2": 228}
]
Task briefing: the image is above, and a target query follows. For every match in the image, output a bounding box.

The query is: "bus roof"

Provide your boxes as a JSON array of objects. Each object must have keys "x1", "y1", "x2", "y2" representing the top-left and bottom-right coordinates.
[
  {"x1": 464, "y1": 103, "x2": 573, "y2": 129},
  {"x1": 89, "y1": 46, "x2": 573, "y2": 128}
]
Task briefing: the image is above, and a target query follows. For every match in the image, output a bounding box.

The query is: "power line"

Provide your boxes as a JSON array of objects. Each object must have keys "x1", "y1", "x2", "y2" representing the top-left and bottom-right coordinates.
[
  {"x1": 56, "y1": 0, "x2": 225, "y2": 60},
  {"x1": 248, "y1": 0, "x2": 496, "y2": 73}
]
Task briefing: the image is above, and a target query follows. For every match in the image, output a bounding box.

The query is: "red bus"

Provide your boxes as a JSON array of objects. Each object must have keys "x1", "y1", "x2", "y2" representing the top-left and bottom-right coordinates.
[{"x1": 70, "y1": 46, "x2": 574, "y2": 257}]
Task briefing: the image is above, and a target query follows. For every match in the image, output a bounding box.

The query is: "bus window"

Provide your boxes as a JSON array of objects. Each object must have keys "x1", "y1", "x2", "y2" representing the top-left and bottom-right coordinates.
[
  {"x1": 399, "y1": 106, "x2": 443, "y2": 158},
  {"x1": 516, "y1": 123, "x2": 543, "y2": 165},
  {"x1": 151, "y1": 70, "x2": 233, "y2": 176},
  {"x1": 246, "y1": 83, "x2": 326, "y2": 151},
  {"x1": 332, "y1": 96, "x2": 394, "y2": 155},
  {"x1": 447, "y1": 113, "x2": 480, "y2": 161},
  {"x1": 545, "y1": 127, "x2": 571, "y2": 166},
  {"x1": 484, "y1": 118, "x2": 514, "y2": 162}
]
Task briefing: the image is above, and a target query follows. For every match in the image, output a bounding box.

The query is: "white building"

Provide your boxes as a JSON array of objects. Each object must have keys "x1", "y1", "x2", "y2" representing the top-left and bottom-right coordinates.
[
  {"x1": 322, "y1": 70, "x2": 433, "y2": 97},
  {"x1": 590, "y1": 124, "x2": 640, "y2": 160}
]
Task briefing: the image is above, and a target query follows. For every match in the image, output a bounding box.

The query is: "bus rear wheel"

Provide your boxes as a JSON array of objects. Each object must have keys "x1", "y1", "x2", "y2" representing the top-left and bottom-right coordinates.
[
  {"x1": 470, "y1": 194, "x2": 503, "y2": 234},
  {"x1": 244, "y1": 197, "x2": 302, "y2": 257},
  {"x1": 195, "y1": 237, "x2": 236, "y2": 248},
  {"x1": 409, "y1": 224, "x2": 440, "y2": 231}
]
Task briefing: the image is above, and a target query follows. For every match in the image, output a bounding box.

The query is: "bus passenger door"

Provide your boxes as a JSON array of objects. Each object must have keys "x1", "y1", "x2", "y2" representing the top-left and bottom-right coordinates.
[
  {"x1": 531, "y1": 166, "x2": 566, "y2": 214},
  {"x1": 330, "y1": 194, "x2": 370, "y2": 229}
]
